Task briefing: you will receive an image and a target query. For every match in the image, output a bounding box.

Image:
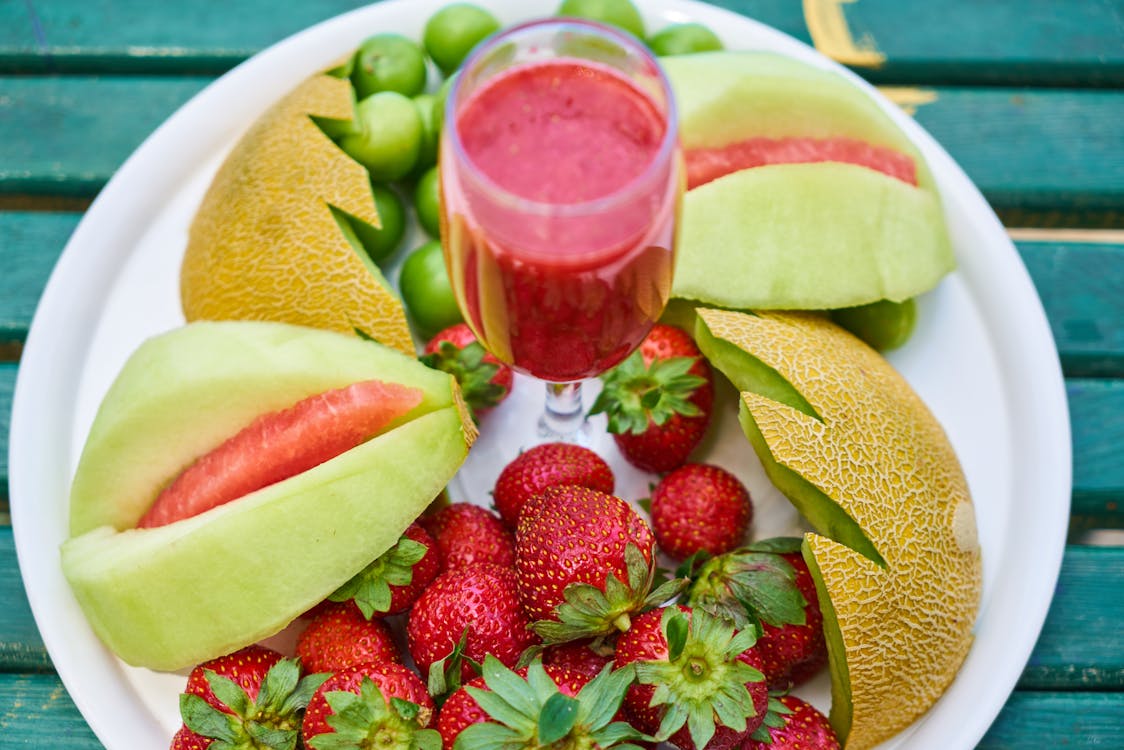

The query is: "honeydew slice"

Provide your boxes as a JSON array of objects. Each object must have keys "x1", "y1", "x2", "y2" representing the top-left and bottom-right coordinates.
[
  {"x1": 62, "y1": 321, "x2": 476, "y2": 671},
  {"x1": 673, "y1": 163, "x2": 953, "y2": 310},
  {"x1": 694, "y1": 307, "x2": 982, "y2": 750}
]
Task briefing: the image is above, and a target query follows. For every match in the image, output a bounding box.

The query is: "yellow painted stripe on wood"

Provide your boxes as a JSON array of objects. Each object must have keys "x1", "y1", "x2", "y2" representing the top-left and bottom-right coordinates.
[
  {"x1": 1007, "y1": 228, "x2": 1124, "y2": 244},
  {"x1": 803, "y1": 0, "x2": 886, "y2": 68},
  {"x1": 877, "y1": 86, "x2": 939, "y2": 115}
]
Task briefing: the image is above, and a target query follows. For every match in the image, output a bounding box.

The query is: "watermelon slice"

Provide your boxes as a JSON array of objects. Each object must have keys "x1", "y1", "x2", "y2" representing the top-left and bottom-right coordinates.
[
  {"x1": 137, "y1": 379, "x2": 423, "y2": 528},
  {"x1": 685, "y1": 136, "x2": 919, "y2": 190}
]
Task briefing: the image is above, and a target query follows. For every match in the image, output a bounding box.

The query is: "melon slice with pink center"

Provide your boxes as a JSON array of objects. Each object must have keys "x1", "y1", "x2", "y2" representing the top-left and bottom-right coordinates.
[
  {"x1": 138, "y1": 379, "x2": 423, "y2": 528},
  {"x1": 62, "y1": 321, "x2": 476, "y2": 670}
]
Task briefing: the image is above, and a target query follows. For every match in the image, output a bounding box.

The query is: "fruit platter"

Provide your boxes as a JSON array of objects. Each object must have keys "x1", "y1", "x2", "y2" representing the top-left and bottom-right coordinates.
[{"x1": 8, "y1": 0, "x2": 1071, "y2": 749}]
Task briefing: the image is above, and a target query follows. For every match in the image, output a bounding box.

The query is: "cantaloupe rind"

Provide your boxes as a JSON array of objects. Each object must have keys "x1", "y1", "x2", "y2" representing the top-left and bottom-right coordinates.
[
  {"x1": 694, "y1": 307, "x2": 982, "y2": 750},
  {"x1": 180, "y1": 71, "x2": 414, "y2": 354}
]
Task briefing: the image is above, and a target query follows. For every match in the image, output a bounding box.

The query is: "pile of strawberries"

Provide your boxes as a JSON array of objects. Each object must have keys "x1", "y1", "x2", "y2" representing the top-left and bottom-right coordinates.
[{"x1": 170, "y1": 325, "x2": 839, "y2": 750}]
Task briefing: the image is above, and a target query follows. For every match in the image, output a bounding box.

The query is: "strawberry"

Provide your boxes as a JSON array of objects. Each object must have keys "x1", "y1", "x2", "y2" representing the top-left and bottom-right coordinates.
[
  {"x1": 591, "y1": 324, "x2": 714, "y2": 473},
  {"x1": 296, "y1": 601, "x2": 401, "y2": 675},
  {"x1": 301, "y1": 661, "x2": 439, "y2": 749},
  {"x1": 686, "y1": 539, "x2": 826, "y2": 690},
  {"x1": 422, "y1": 323, "x2": 513, "y2": 420},
  {"x1": 177, "y1": 646, "x2": 328, "y2": 750},
  {"x1": 541, "y1": 639, "x2": 614, "y2": 680},
  {"x1": 650, "y1": 463, "x2": 753, "y2": 561},
  {"x1": 436, "y1": 660, "x2": 594, "y2": 749},
  {"x1": 419, "y1": 502, "x2": 515, "y2": 568},
  {"x1": 739, "y1": 695, "x2": 840, "y2": 749},
  {"x1": 329, "y1": 521, "x2": 443, "y2": 618},
  {"x1": 754, "y1": 551, "x2": 827, "y2": 689},
  {"x1": 615, "y1": 606, "x2": 771, "y2": 750},
  {"x1": 170, "y1": 726, "x2": 211, "y2": 750},
  {"x1": 514, "y1": 485, "x2": 684, "y2": 643},
  {"x1": 406, "y1": 563, "x2": 539, "y2": 694},
  {"x1": 441, "y1": 656, "x2": 646, "y2": 749},
  {"x1": 492, "y1": 442, "x2": 614, "y2": 528}
]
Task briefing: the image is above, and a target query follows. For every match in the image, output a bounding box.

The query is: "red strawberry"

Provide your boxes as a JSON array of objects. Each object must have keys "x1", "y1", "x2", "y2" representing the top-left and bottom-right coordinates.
[
  {"x1": 170, "y1": 725, "x2": 210, "y2": 750},
  {"x1": 178, "y1": 646, "x2": 326, "y2": 750},
  {"x1": 419, "y1": 502, "x2": 515, "y2": 568},
  {"x1": 754, "y1": 552, "x2": 828, "y2": 689},
  {"x1": 515, "y1": 485, "x2": 682, "y2": 643},
  {"x1": 542, "y1": 639, "x2": 614, "y2": 680},
  {"x1": 296, "y1": 601, "x2": 401, "y2": 675},
  {"x1": 650, "y1": 463, "x2": 753, "y2": 560},
  {"x1": 492, "y1": 442, "x2": 615, "y2": 528},
  {"x1": 436, "y1": 661, "x2": 593, "y2": 749},
  {"x1": 422, "y1": 323, "x2": 513, "y2": 419},
  {"x1": 739, "y1": 695, "x2": 840, "y2": 749},
  {"x1": 615, "y1": 606, "x2": 769, "y2": 750},
  {"x1": 591, "y1": 324, "x2": 714, "y2": 473},
  {"x1": 329, "y1": 521, "x2": 443, "y2": 618},
  {"x1": 301, "y1": 661, "x2": 437, "y2": 749},
  {"x1": 406, "y1": 563, "x2": 538, "y2": 692}
]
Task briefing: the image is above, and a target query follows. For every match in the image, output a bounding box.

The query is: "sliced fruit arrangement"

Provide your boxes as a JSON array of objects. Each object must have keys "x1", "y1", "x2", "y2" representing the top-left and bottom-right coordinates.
[
  {"x1": 694, "y1": 307, "x2": 982, "y2": 749},
  {"x1": 62, "y1": 321, "x2": 476, "y2": 670},
  {"x1": 662, "y1": 51, "x2": 954, "y2": 315}
]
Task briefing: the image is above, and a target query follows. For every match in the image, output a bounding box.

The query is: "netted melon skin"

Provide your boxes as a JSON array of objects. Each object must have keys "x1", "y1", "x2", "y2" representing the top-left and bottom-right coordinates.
[
  {"x1": 182, "y1": 73, "x2": 414, "y2": 355},
  {"x1": 698, "y1": 308, "x2": 982, "y2": 750}
]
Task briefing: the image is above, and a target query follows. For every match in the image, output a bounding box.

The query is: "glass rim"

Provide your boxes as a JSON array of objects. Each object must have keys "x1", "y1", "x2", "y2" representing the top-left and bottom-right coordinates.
[{"x1": 443, "y1": 16, "x2": 680, "y2": 219}]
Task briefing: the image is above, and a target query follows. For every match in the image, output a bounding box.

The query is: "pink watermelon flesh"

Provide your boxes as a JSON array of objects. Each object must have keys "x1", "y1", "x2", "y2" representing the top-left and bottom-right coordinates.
[
  {"x1": 685, "y1": 136, "x2": 918, "y2": 190},
  {"x1": 136, "y1": 380, "x2": 424, "y2": 529}
]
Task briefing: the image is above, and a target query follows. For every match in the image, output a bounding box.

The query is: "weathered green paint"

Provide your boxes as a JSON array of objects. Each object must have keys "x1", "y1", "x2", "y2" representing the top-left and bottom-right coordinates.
[
  {"x1": 2, "y1": 77, "x2": 1122, "y2": 212},
  {"x1": 979, "y1": 691, "x2": 1124, "y2": 748},
  {"x1": 0, "y1": 529, "x2": 52, "y2": 671},
  {"x1": 0, "y1": 212, "x2": 80, "y2": 346},
  {"x1": 1067, "y1": 379, "x2": 1124, "y2": 527},
  {"x1": 1, "y1": 0, "x2": 1121, "y2": 85}
]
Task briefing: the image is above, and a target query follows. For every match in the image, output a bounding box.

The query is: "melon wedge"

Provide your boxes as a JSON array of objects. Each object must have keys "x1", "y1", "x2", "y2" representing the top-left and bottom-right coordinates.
[
  {"x1": 62, "y1": 321, "x2": 476, "y2": 670},
  {"x1": 694, "y1": 308, "x2": 981, "y2": 750},
  {"x1": 660, "y1": 51, "x2": 953, "y2": 311},
  {"x1": 674, "y1": 163, "x2": 952, "y2": 310},
  {"x1": 181, "y1": 71, "x2": 414, "y2": 354}
]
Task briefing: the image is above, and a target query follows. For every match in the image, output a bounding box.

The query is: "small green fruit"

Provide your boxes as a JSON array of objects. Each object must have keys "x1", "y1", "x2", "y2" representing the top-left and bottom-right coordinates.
[
  {"x1": 556, "y1": 0, "x2": 646, "y2": 39},
  {"x1": 424, "y1": 3, "x2": 502, "y2": 76},
  {"x1": 338, "y1": 91, "x2": 423, "y2": 182}
]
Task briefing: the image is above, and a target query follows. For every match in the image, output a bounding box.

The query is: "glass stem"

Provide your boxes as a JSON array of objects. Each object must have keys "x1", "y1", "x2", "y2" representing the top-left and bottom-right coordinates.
[{"x1": 539, "y1": 381, "x2": 588, "y2": 441}]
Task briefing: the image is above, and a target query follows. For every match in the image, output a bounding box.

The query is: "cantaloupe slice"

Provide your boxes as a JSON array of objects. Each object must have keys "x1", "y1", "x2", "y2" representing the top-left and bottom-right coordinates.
[
  {"x1": 181, "y1": 72, "x2": 414, "y2": 354},
  {"x1": 62, "y1": 321, "x2": 476, "y2": 670},
  {"x1": 694, "y1": 307, "x2": 982, "y2": 750}
]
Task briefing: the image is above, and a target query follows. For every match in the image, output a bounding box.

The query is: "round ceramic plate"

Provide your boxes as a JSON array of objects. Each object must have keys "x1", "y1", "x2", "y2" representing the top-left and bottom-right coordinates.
[{"x1": 9, "y1": 0, "x2": 1071, "y2": 747}]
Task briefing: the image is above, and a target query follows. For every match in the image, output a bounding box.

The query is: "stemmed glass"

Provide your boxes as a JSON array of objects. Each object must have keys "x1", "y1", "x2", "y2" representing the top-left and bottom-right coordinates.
[{"x1": 439, "y1": 18, "x2": 682, "y2": 442}]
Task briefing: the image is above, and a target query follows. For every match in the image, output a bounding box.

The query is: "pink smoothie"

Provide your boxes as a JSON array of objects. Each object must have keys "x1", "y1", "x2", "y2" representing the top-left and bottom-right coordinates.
[{"x1": 442, "y1": 59, "x2": 680, "y2": 381}]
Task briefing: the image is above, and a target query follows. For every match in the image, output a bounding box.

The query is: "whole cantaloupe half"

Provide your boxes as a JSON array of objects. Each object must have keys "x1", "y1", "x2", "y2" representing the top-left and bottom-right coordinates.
[
  {"x1": 181, "y1": 71, "x2": 414, "y2": 354},
  {"x1": 694, "y1": 307, "x2": 982, "y2": 750},
  {"x1": 62, "y1": 321, "x2": 476, "y2": 670},
  {"x1": 661, "y1": 51, "x2": 954, "y2": 311}
]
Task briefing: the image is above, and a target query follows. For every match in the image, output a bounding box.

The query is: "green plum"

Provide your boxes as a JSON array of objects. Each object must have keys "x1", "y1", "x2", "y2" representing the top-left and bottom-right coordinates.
[
  {"x1": 556, "y1": 0, "x2": 645, "y2": 39},
  {"x1": 350, "y1": 183, "x2": 407, "y2": 263},
  {"x1": 648, "y1": 23, "x2": 723, "y2": 55},
  {"x1": 399, "y1": 240, "x2": 463, "y2": 338},
  {"x1": 415, "y1": 166, "x2": 441, "y2": 239},
  {"x1": 424, "y1": 3, "x2": 502, "y2": 76},
  {"x1": 352, "y1": 34, "x2": 428, "y2": 99},
  {"x1": 413, "y1": 93, "x2": 440, "y2": 172},
  {"x1": 338, "y1": 91, "x2": 423, "y2": 182}
]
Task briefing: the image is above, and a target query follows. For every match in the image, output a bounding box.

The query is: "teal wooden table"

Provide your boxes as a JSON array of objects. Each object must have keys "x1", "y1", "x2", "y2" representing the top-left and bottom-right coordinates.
[{"x1": 1, "y1": 1, "x2": 1122, "y2": 747}]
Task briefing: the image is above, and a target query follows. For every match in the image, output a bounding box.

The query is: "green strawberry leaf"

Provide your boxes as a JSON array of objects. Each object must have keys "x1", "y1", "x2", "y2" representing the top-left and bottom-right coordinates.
[
  {"x1": 590, "y1": 351, "x2": 707, "y2": 436},
  {"x1": 538, "y1": 693, "x2": 580, "y2": 744},
  {"x1": 330, "y1": 535, "x2": 428, "y2": 618}
]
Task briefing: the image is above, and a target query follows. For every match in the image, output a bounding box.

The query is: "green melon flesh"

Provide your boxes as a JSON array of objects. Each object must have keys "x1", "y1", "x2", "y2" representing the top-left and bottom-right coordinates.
[
  {"x1": 672, "y1": 162, "x2": 953, "y2": 310},
  {"x1": 62, "y1": 321, "x2": 473, "y2": 670},
  {"x1": 70, "y1": 321, "x2": 455, "y2": 536},
  {"x1": 661, "y1": 51, "x2": 936, "y2": 191}
]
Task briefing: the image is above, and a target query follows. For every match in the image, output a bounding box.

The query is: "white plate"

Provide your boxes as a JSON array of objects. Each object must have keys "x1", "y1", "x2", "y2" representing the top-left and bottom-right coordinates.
[{"x1": 9, "y1": 0, "x2": 1071, "y2": 747}]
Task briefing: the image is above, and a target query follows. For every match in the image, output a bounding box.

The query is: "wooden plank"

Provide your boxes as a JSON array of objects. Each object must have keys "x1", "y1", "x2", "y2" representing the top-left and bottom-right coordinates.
[
  {"x1": 978, "y1": 692, "x2": 1124, "y2": 748},
  {"x1": 1019, "y1": 241, "x2": 1124, "y2": 378},
  {"x1": 2, "y1": 76, "x2": 1122, "y2": 212},
  {"x1": 1068, "y1": 379, "x2": 1124, "y2": 526},
  {"x1": 1, "y1": 0, "x2": 1121, "y2": 86},
  {"x1": 0, "y1": 212, "x2": 79, "y2": 347},
  {"x1": 1, "y1": 362, "x2": 11, "y2": 507},
  {"x1": 0, "y1": 673, "x2": 102, "y2": 748},
  {"x1": 0, "y1": 529, "x2": 52, "y2": 672}
]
